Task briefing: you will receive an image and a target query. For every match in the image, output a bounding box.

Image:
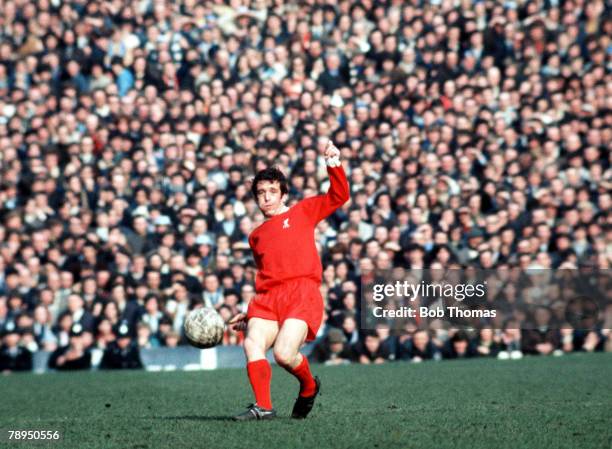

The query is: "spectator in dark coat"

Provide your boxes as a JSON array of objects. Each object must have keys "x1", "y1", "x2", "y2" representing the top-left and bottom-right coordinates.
[
  {"x1": 317, "y1": 52, "x2": 348, "y2": 93},
  {"x1": 352, "y1": 331, "x2": 391, "y2": 364},
  {"x1": 48, "y1": 324, "x2": 92, "y2": 371},
  {"x1": 213, "y1": 201, "x2": 241, "y2": 241},
  {"x1": 0, "y1": 328, "x2": 33, "y2": 373},
  {"x1": 474, "y1": 328, "x2": 502, "y2": 358},
  {"x1": 376, "y1": 323, "x2": 398, "y2": 361},
  {"x1": 309, "y1": 328, "x2": 352, "y2": 365},
  {"x1": 521, "y1": 307, "x2": 561, "y2": 355},
  {"x1": 442, "y1": 331, "x2": 478, "y2": 359},
  {"x1": 66, "y1": 294, "x2": 96, "y2": 334},
  {"x1": 100, "y1": 322, "x2": 143, "y2": 370},
  {"x1": 399, "y1": 330, "x2": 441, "y2": 362}
]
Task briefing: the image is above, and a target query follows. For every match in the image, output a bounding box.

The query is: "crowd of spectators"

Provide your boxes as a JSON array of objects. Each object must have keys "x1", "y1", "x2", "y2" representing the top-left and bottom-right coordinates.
[{"x1": 0, "y1": 0, "x2": 611, "y2": 372}]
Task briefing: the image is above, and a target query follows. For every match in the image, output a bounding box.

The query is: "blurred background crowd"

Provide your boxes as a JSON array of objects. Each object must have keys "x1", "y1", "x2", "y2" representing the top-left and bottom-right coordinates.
[{"x1": 0, "y1": 0, "x2": 611, "y2": 372}]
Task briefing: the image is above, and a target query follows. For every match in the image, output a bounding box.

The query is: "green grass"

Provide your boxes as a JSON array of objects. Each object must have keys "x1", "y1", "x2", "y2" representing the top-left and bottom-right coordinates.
[{"x1": 1, "y1": 353, "x2": 611, "y2": 449}]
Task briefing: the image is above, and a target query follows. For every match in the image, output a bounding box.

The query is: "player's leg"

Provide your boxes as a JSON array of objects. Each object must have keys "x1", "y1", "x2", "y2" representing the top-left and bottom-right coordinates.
[
  {"x1": 235, "y1": 317, "x2": 278, "y2": 419},
  {"x1": 273, "y1": 318, "x2": 321, "y2": 418},
  {"x1": 273, "y1": 318, "x2": 308, "y2": 369},
  {"x1": 244, "y1": 317, "x2": 278, "y2": 362}
]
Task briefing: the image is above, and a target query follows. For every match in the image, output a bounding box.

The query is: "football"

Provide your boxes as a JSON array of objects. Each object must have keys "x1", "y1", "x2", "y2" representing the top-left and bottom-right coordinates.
[{"x1": 183, "y1": 307, "x2": 225, "y2": 348}]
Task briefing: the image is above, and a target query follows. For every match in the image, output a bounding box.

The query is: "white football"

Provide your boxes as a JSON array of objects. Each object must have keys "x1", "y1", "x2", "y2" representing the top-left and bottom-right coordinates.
[{"x1": 183, "y1": 307, "x2": 225, "y2": 348}]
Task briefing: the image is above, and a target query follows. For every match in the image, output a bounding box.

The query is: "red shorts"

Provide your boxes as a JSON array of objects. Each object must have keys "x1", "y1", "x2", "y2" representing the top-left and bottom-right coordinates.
[{"x1": 246, "y1": 278, "x2": 324, "y2": 342}]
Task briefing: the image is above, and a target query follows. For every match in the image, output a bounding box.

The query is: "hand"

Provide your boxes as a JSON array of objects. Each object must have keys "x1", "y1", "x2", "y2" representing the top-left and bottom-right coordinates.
[
  {"x1": 359, "y1": 355, "x2": 371, "y2": 365},
  {"x1": 228, "y1": 313, "x2": 247, "y2": 332},
  {"x1": 324, "y1": 140, "x2": 340, "y2": 159},
  {"x1": 477, "y1": 345, "x2": 490, "y2": 355},
  {"x1": 65, "y1": 350, "x2": 83, "y2": 361},
  {"x1": 92, "y1": 302, "x2": 103, "y2": 316},
  {"x1": 324, "y1": 140, "x2": 341, "y2": 167}
]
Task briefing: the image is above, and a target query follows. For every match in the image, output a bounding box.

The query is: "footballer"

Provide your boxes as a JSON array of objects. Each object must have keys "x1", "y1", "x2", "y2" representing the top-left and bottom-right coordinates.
[{"x1": 229, "y1": 140, "x2": 350, "y2": 420}]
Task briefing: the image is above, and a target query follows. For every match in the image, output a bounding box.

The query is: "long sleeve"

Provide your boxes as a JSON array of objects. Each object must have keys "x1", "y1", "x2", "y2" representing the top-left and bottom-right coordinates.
[{"x1": 300, "y1": 165, "x2": 350, "y2": 225}]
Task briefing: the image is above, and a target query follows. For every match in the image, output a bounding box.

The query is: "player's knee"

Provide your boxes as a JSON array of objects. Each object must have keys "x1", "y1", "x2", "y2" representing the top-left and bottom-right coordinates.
[{"x1": 273, "y1": 345, "x2": 296, "y2": 367}]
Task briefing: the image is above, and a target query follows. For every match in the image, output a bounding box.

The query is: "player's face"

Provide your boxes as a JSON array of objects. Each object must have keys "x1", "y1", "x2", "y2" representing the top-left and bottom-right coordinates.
[{"x1": 255, "y1": 180, "x2": 287, "y2": 217}]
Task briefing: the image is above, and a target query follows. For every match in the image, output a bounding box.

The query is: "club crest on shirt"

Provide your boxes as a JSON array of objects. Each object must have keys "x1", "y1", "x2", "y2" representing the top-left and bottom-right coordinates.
[{"x1": 282, "y1": 218, "x2": 290, "y2": 229}]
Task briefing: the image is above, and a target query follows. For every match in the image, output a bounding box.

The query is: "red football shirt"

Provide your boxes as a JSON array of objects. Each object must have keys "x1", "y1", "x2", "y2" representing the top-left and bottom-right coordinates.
[{"x1": 248, "y1": 166, "x2": 350, "y2": 293}]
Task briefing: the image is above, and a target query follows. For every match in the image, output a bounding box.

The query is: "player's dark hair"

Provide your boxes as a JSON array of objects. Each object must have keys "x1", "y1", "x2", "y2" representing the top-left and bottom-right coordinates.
[{"x1": 251, "y1": 167, "x2": 288, "y2": 197}]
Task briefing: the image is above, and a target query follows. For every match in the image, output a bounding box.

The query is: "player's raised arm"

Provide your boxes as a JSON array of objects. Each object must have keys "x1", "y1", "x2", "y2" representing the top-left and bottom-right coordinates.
[
  {"x1": 301, "y1": 140, "x2": 350, "y2": 223},
  {"x1": 323, "y1": 139, "x2": 350, "y2": 206}
]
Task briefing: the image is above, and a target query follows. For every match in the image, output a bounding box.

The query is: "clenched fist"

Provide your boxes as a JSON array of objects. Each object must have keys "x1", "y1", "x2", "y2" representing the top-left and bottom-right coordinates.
[{"x1": 324, "y1": 140, "x2": 341, "y2": 167}]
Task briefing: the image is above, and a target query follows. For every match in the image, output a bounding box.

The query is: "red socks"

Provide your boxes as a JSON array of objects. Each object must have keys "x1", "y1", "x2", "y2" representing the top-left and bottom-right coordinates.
[
  {"x1": 247, "y1": 356, "x2": 316, "y2": 407},
  {"x1": 247, "y1": 359, "x2": 272, "y2": 409},
  {"x1": 287, "y1": 355, "x2": 317, "y2": 397}
]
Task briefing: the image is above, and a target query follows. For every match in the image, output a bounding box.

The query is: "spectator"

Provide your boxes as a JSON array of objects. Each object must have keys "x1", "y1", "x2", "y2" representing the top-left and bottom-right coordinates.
[
  {"x1": 95, "y1": 318, "x2": 116, "y2": 350},
  {"x1": 498, "y1": 319, "x2": 524, "y2": 360},
  {"x1": 219, "y1": 304, "x2": 244, "y2": 345},
  {"x1": 399, "y1": 329, "x2": 441, "y2": 362},
  {"x1": 442, "y1": 331, "x2": 478, "y2": 360},
  {"x1": 32, "y1": 305, "x2": 57, "y2": 352},
  {"x1": 111, "y1": 57, "x2": 134, "y2": 97},
  {"x1": 521, "y1": 307, "x2": 561, "y2": 356},
  {"x1": 474, "y1": 328, "x2": 502, "y2": 358},
  {"x1": 100, "y1": 322, "x2": 143, "y2": 370},
  {"x1": 318, "y1": 52, "x2": 348, "y2": 94},
  {"x1": 351, "y1": 331, "x2": 391, "y2": 365},
  {"x1": 66, "y1": 294, "x2": 96, "y2": 333},
  {"x1": 376, "y1": 323, "x2": 398, "y2": 361},
  {"x1": 48, "y1": 324, "x2": 92, "y2": 371},
  {"x1": 0, "y1": 328, "x2": 33, "y2": 373},
  {"x1": 309, "y1": 328, "x2": 352, "y2": 365},
  {"x1": 340, "y1": 313, "x2": 360, "y2": 345},
  {"x1": 164, "y1": 331, "x2": 181, "y2": 348},
  {"x1": 139, "y1": 295, "x2": 166, "y2": 337},
  {"x1": 136, "y1": 323, "x2": 157, "y2": 349},
  {"x1": 203, "y1": 274, "x2": 224, "y2": 308}
]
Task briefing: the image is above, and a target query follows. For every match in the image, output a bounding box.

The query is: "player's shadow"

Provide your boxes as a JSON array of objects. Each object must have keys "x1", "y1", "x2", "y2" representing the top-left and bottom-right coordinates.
[
  {"x1": 152, "y1": 415, "x2": 234, "y2": 422},
  {"x1": 151, "y1": 415, "x2": 291, "y2": 422}
]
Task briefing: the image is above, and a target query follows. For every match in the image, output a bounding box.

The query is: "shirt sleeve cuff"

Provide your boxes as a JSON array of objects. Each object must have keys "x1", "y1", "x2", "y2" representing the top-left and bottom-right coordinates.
[{"x1": 326, "y1": 156, "x2": 341, "y2": 167}]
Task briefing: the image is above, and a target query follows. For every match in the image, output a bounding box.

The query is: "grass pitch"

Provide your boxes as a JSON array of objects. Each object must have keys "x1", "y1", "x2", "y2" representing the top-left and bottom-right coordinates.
[{"x1": 2, "y1": 353, "x2": 610, "y2": 449}]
